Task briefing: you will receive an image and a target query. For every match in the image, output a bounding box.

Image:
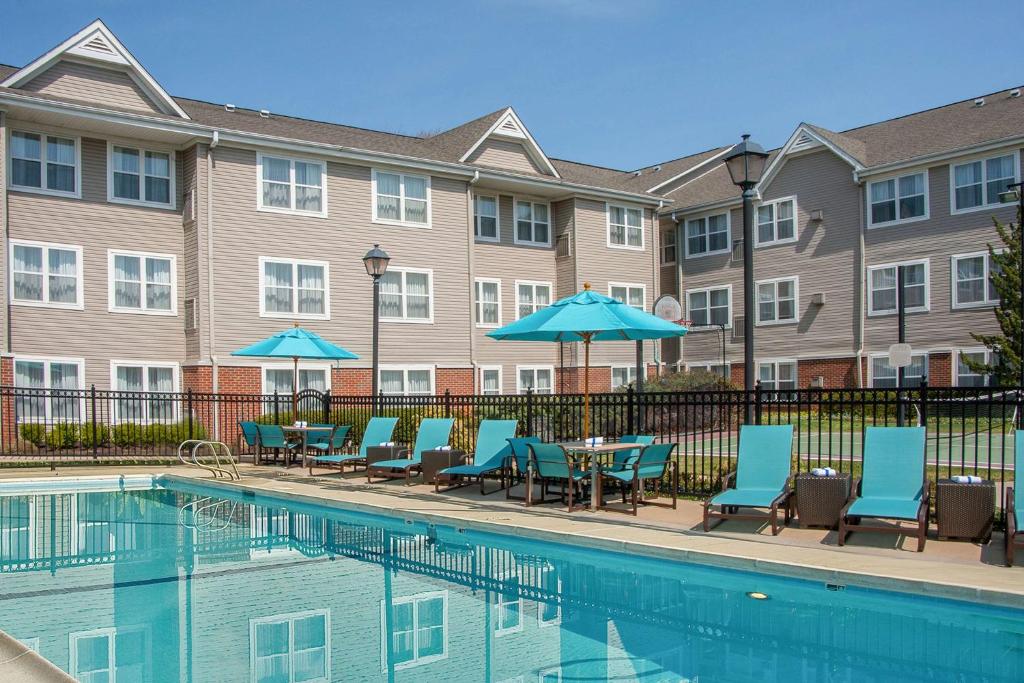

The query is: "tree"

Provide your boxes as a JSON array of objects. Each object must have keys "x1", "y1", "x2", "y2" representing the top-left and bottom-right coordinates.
[{"x1": 963, "y1": 205, "x2": 1023, "y2": 386}]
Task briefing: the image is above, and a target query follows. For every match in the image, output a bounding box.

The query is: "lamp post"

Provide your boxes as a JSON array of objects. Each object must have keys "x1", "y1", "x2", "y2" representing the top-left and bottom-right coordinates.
[
  {"x1": 998, "y1": 182, "x2": 1024, "y2": 390},
  {"x1": 362, "y1": 244, "x2": 391, "y2": 412},
  {"x1": 723, "y1": 134, "x2": 769, "y2": 423}
]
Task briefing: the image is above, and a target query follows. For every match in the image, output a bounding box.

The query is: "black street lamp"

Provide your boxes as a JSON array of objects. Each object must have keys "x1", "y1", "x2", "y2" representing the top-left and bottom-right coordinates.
[
  {"x1": 998, "y1": 182, "x2": 1024, "y2": 389},
  {"x1": 723, "y1": 134, "x2": 769, "y2": 422},
  {"x1": 362, "y1": 244, "x2": 391, "y2": 411}
]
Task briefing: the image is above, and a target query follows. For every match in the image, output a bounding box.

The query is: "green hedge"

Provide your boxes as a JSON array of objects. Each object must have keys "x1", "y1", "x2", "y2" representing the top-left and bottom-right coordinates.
[{"x1": 18, "y1": 424, "x2": 47, "y2": 448}]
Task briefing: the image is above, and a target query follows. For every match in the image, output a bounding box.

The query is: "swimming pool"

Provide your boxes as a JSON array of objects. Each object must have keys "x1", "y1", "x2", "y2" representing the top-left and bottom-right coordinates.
[{"x1": 0, "y1": 476, "x2": 1021, "y2": 682}]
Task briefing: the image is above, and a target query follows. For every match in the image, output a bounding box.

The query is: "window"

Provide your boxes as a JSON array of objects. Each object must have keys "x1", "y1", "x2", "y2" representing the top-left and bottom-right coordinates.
[
  {"x1": 607, "y1": 204, "x2": 643, "y2": 249},
  {"x1": 14, "y1": 356, "x2": 83, "y2": 421},
  {"x1": 952, "y1": 153, "x2": 1018, "y2": 212},
  {"x1": 956, "y1": 349, "x2": 1000, "y2": 387},
  {"x1": 494, "y1": 581, "x2": 523, "y2": 636},
  {"x1": 9, "y1": 130, "x2": 78, "y2": 196},
  {"x1": 660, "y1": 225, "x2": 677, "y2": 264},
  {"x1": 517, "y1": 366, "x2": 553, "y2": 394},
  {"x1": 685, "y1": 286, "x2": 731, "y2": 328},
  {"x1": 108, "y1": 250, "x2": 176, "y2": 315},
  {"x1": 381, "y1": 591, "x2": 448, "y2": 670},
  {"x1": 380, "y1": 367, "x2": 434, "y2": 396},
  {"x1": 258, "y1": 154, "x2": 325, "y2": 215},
  {"x1": 756, "y1": 277, "x2": 798, "y2": 325},
  {"x1": 756, "y1": 197, "x2": 796, "y2": 245},
  {"x1": 263, "y1": 367, "x2": 329, "y2": 396},
  {"x1": 71, "y1": 627, "x2": 148, "y2": 683},
  {"x1": 111, "y1": 362, "x2": 178, "y2": 422},
  {"x1": 612, "y1": 366, "x2": 637, "y2": 388},
  {"x1": 609, "y1": 283, "x2": 645, "y2": 310},
  {"x1": 515, "y1": 200, "x2": 550, "y2": 246},
  {"x1": 516, "y1": 281, "x2": 551, "y2": 319},
  {"x1": 758, "y1": 360, "x2": 797, "y2": 392},
  {"x1": 539, "y1": 668, "x2": 562, "y2": 683},
  {"x1": 479, "y1": 367, "x2": 502, "y2": 395},
  {"x1": 686, "y1": 362, "x2": 730, "y2": 379},
  {"x1": 870, "y1": 354, "x2": 927, "y2": 388},
  {"x1": 250, "y1": 611, "x2": 330, "y2": 683},
  {"x1": 952, "y1": 252, "x2": 1000, "y2": 308},
  {"x1": 868, "y1": 172, "x2": 927, "y2": 226},
  {"x1": 475, "y1": 195, "x2": 499, "y2": 241},
  {"x1": 684, "y1": 212, "x2": 729, "y2": 257},
  {"x1": 0, "y1": 497, "x2": 33, "y2": 562},
  {"x1": 74, "y1": 493, "x2": 138, "y2": 555},
  {"x1": 108, "y1": 144, "x2": 173, "y2": 207},
  {"x1": 475, "y1": 279, "x2": 501, "y2": 328},
  {"x1": 380, "y1": 268, "x2": 432, "y2": 322},
  {"x1": 259, "y1": 257, "x2": 328, "y2": 319},
  {"x1": 867, "y1": 260, "x2": 929, "y2": 315},
  {"x1": 10, "y1": 240, "x2": 82, "y2": 309},
  {"x1": 373, "y1": 169, "x2": 429, "y2": 226}
]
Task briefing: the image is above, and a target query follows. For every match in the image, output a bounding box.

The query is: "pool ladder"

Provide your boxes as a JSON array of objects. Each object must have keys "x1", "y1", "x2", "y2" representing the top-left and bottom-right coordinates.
[
  {"x1": 179, "y1": 497, "x2": 239, "y2": 532},
  {"x1": 177, "y1": 440, "x2": 240, "y2": 481}
]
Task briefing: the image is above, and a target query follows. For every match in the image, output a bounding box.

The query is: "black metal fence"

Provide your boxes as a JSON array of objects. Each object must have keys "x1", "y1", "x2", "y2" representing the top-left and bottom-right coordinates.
[{"x1": 0, "y1": 383, "x2": 1019, "y2": 496}]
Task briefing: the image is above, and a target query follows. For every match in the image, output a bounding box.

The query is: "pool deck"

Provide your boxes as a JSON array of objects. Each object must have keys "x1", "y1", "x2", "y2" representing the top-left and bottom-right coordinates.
[{"x1": 2, "y1": 463, "x2": 1022, "y2": 609}]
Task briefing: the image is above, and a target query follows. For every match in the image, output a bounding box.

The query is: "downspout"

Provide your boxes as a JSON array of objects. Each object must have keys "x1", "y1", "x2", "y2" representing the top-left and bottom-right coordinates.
[
  {"x1": 207, "y1": 132, "x2": 219, "y2": 436},
  {"x1": 1, "y1": 110, "x2": 9, "y2": 354},
  {"x1": 672, "y1": 211, "x2": 682, "y2": 374},
  {"x1": 855, "y1": 179, "x2": 866, "y2": 387},
  {"x1": 467, "y1": 171, "x2": 479, "y2": 391},
  {"x1": 651, "y1": 201, "x2": 664, "y2": 376}
]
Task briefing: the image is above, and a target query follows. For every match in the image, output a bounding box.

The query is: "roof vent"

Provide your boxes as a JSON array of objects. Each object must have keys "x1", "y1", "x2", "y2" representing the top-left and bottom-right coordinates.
[
  {"x1": 654, "y1": 165, "x2": 662, "y2": 172},
  {"x1": 633, "y1": 170, "x2": 642, "y2": 177},
  {"x1": 973, "y1": 97, "x2": 985, "y2": 107},
  {"x1": 224, "y1": 103, "x2": 236, "y2": 112},
  {"x1": 1010, "y1": 88, "x2": 1021, "y2": 98},
  {"x1": 82, "y1": 34, "x2": 117, "y2": 56},
  {"x1": 259, "y1": 109, "x2": 271, "y2": 118}
]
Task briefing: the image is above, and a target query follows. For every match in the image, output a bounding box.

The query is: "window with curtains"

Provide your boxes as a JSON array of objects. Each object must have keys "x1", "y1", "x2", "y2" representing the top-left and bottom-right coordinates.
[
  {"x1": 687, "y1": 362, "x2": 730, "y2": 379},
  {"x1": 112, "y1": 363, "x2": 178, "y2": 422},
  {"x1": 263, "y1": 367, "x2": 328, "y2": 413},
  {"x1": 609, "y1": 283, "x2": 645, "y2": 309},
  {"x1": 517, "y1": 366, "x2": 553, "y2": 394},
  {"x1": 660, "y1": 226, "x2": 676, "y2": 264},
  {"x1": 0, "y1": 497, "x2": 32, "y2": 563},
  {"x1": 607, "y1": 204, "x2": 643, "y2": 249},
  {"x1": 474, "y1": 195, "x2": 499, "y2": 241},
  {"x1": 514, "y1": 200, "x2": 550, "y2": 245},
  {"x1": 373, "y1": 170, "x2": 429, "y2": 226},
  {"x1": 10, "y1": 240, "x2": 82, "y2": 308},
  {"x1": 109, "y1": 144, "x2": 173, "y2": 206},
  {"x1": 957, "y1": 349, "x2": 999, "y2": 387},
  {"x1": 516, "y1": 281, "x2": 551, "y2": 319},
  {"x1": 14, "y1": 357, "x2": 83, "y2": 422},
  {"x1": 379, "y1": 368, "x2": 433, "y2": 396},
  {"x1": 867, "y1": 260, "x2": 929, "y2": 315},
  {"x1": 474, "y1": 279, "x2": 501, "y2": 327},
  {"x1": 758, "y1": 360, "x2": 797, "y2": 393},
  {"x1": 685, "y1": 286, "x2": 730, "y2": 327},
  {"x1": 868, "y1": 172, "x2": 927, "y2": 226},
  {"x1": 250, "y1": 611, "x2": 329, "y2": 683},
  {"x1": 952, "y1": 153, "x2": 1017, "y2": 212},
  {"x1": 756, "y1": 197, "x2": 797, "y2": 246},
  {"x1": 382, "y1": 591, "x2": 448, "y2": 670},
  {"x1": 260, "y1": 258, "x2": 328, "y2": 319},
  {"x1": 870, "y1": 354, "x2": 927, "y2": 388},
  {"x1": 685, "y1": 213, "x2": 729, "y2": 257},
  {"x1": 479, "y1": 367, "x2": 501, "y2": 395},
  {"x1": 109, "y1": 251, "x2": 175, "y2": 314},
  {"x1": 258, "y1": 154, "x2": 325, "y2": 215},
  {"x1": 612, "y1": 366, "x2": 637, "y2": 388},
  {"x1": 494, "y1": 581, "x2": 523, "y2": 636},
  {"x1": 71, "y1": 627, "x2": 148, "y2": 683},
  {"x1": 756, "y1": 277, "x2": 798, "y2": 324},
  {"x1": 9, "y1": 130, "x2": 78, "y2": 195},
  {"x1": 380, "y1": 268, "x2": 432, "y2": 322},
  {"x1": 952, "y1": 252, "x2": 1001, "y2": 308}
]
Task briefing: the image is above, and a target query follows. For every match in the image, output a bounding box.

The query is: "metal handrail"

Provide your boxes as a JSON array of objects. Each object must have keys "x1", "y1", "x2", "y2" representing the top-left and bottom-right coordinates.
[{"x1": 176, "y1": 440, "x2": 240, "y2": 480}]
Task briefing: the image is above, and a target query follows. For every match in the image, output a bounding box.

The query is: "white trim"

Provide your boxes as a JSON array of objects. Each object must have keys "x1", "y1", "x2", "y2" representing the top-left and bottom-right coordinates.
[
  {"x1": 755, "y1": 358, "x2": 799, "y2": 390},
  {"x1": 758, "y1": 124, "x2": 864, "y2": 191},
  {"x1": 108, "y1": 360, "x2": 181, "y2": 423},
  {"x1": 866, "y1": 258, "x2": 930, "y2": 316},
  {"x1": 754, "y1": 275, "x2": 799, "y2": 326},
  {"x1": 378, "y1": 365, "x2": 436, "y2": 396},
  {"x1": 473, "y1": 193, "x2": 501, "y2": 242},
  {"x1": 107, "y1": 249, "x2": 178, "y2": 316},
  {"x1": 754, "y1": 196, "x2": 798, "y2": 247},
  {"x1": 9, "y1": 239, "x2": 84, "y2": 310},
  {"x1": 684, "y1": 284, "x2": 733, "y2": 330},
  {"x1": 249, "y1": 610, "x2": 331, "y2": 683},
  {"x1": 866, "y1": 169, "x2": 930, "y2": 228},
  {"x1": 953, "y1": 347, "x2": 998, "y2": 387},
  {"x1": 478, "y1": 365, "x2": 503, "y2": 395},
  {"x1": 610, "y1": 364, "x2": 638, "y2": 388},
  {"x1": 380, "y1": 590, "x2": 449, "y2": 671},
  {"x1": 682, "y1": 209, "x2": 731, "y2": 259},
  {"x1": 867, "y1": 351, "x2": 928, "y2": 388},
  {"x1": 6, "y1": 128, "x2": 82, "y2": 199},
  {"x1": 371, "y1": 168, "x2": 431, "y2": 228},
  {"x1": 659, "y1": 222, "x2": 677, "y2": 265},
  {"x1": 684, "y1": 360, "x2": 731, "y2": 379},
  {"x1": 512, "y1": 198, "x2": 552, "y2": 247},
  {"x1": 951, "y1": 251, "x2": 1001, "y2": 310},
  {"x1": 256, "y1": 152, "x2": 328, "y2": 218},
  {"x1": 261, "y1": 362, "x2": 332, "y2": 395},
  {"x1": 516, "y1": 365, "x2": 555, "y2": 395},
  {"x1": 493, "y1": 581, "x2": 524, "y2": 637},
  {"x1": 379, "y1": 267, "x2": 434, "y2": 324},
  {"x1": 459, "y1": 108, "x2": 561, "y2": 178},
  {"x1": 514, "y1": 280, "x2": 553, "y2": 320},
  {"x1": 474, "y1": 277, "x2": 502, "y2": 328},
  {"x1": 70, "y1": 626, "x2": 152, "y2": 683},
  {"x1": 645, "y1": 147, "x2": 732, "y2": 193},
  {"x1": 948, "y1": 149, "x2": 1021, "y2": 216},
  {"x1": 257, "y1": 256, "x2": 330, "y2": 320},
  {"x1": 538, "y1": 667, "x2": 562, "y2": 683},
  {"x1": 106, "y1": 140, "x2": 176, "y2": 209},
  {"x1": 607, "y1": 282, "x2": 647, "y2": 310},
  {"x1": 605, "y1": 202, "x2": 645, "y2": 251}
]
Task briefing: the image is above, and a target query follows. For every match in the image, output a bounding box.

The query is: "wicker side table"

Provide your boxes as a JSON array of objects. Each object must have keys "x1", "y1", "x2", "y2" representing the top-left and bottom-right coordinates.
[
  {"x1": 420, "y1": 449, "x2": 466, "y2": 484},
  {"x1": 935, "y1": 479, "x2": 995, "y2": 542},
  {"x1": 795, "y1": 473, "x2": 851, "y2": 529},
  {"x1": 365, "y1": 445, "x2": 405, "y2": 467}
]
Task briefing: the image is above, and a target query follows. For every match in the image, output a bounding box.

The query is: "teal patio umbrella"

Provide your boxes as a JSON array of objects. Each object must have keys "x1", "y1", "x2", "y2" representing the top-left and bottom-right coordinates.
[
  {"x1": 231, "y1": 324, "x2": 359, "y2": 416},
  {"x1": 487, "y1": 283, "x2": 687, "y2": 440}
]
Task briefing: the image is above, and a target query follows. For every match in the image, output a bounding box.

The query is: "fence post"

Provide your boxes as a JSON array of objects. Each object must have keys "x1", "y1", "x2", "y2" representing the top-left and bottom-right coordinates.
[
  {"x1": 754, "y1": 380, "x2": 763, "y2": 425},
  {"x1": 919, "y1": 379, "x2": 928, "y2": 427},
  {"x1": 90, "y1": 385, "x2": 98, "y2": 459},
  {"x1": 525, "y1": 388, "x2": 534, "y2": 437},
  {"x1": 274, "y1": 390, "x2": 280, "y2": 424},
  {"x1": 444, "y1": 389, "x2": 451, "y2": 419},
  {"x1": 626, "y1": 385, "x2": 635, "y2": 435},
  {"x1": 322, "y1": 390, "x2": 331, "y2": 423},
  {"x1": 187, "y1": 389, "x2": 194, "y2": 439}
]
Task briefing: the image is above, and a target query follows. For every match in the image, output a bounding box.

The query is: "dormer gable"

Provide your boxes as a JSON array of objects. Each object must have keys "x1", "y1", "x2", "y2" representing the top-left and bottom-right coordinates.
[
  {"x1": 757, "y1": 123, "x2": 864, "y2": 190},
  {"x1": 460, "y1": 108, "x2": 559, "y2": 177}
]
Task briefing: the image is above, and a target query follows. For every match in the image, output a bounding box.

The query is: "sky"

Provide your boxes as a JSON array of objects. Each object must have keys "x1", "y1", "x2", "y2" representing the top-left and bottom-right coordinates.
[{"x1": 2, "y1": 0, "x2": 1022, "y2": 170}]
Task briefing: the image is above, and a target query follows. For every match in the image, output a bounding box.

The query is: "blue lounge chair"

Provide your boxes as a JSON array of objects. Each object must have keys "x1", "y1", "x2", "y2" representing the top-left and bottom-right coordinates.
[
  {"x1": 702, "y1": 424, "x2": 794, "y2": 535},
  {"x1": 526, "y1": 442, "x2": 591, "y2": 512},
  {"x1": 505, "y1": 436, "x2": 542, "y2": 501},
  {"x1": 308, "y1": 417, "x2": 397, "y2": 475},
  {"x1": 1006, "y1": 432, "x2": 1023, "y2": 566},
  {"x1": 838, "y1": 426, "x2": 929, "y2": 552},
  {"x1": 238, "y1": 421, "x2": 259, "y2": 461},
  {"x1": 367, "y1": 418, "x2": 455, "y2": 485},
  {"x1": 602, "y1": 434, "x2": 655, "y2": 472},
  {"x1": 308, "y1": 424, "x2": 351, "y2": 454},
  {"x1": 597, "y1": 442, "x2": 678, "y2": 515},
  {"x1": 255, "y1": 424, "x2": 299, "y2": 466},
  {"x1": 436, "y1": 419, "x2": 518, "y2": 494}
]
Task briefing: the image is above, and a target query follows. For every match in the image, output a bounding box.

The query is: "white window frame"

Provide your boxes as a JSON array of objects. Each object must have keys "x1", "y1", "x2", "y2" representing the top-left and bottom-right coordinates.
[
  {"x1": 538, "y1": 668, "x2": 562, "y2": 683},
  {"x1": 951, "y1": 251, "x2": 1001, "y2": 309},
  {"x1": 866, "y1": 170, "x2": 929, "y2": 228},
  {"x1": 755, "y1": 276, "x2": 799, "y2": 326},
  {"x1": 608, "y1": 282, "x2": 646, "y2": 310},
  {"x1": 660, "y1": 224, "x2": 677, "y2": 265},
  {"x1": 107, "y1": 249, "x2": 178, "y2": 316},
  {"x1": 685, "y1": 361, "x2": 731, "y2": 379},
  {"x1": 70, "y1": 626, "x2": 150, "y2": 683},
  {"x1": 494, "y1": 579, "x2": 524, "y2": 637},
  {"x1": 684, "y1": 284, "x2": 732, "y2": 330},
  {"x1": 755, "y1": 196, "x2": 798, "y2": 247},
  {"x1": 515, "y1": 280, "x2": 552, "y2": 320},
  {"x1": 379, "y1": 267, "x2": 434, "y2": 324},
  {"x1": 474, "y1": 278, "x2": 502, "y2": 328},
  {"x1": 513, "y1": 198, "x2": 552, "y2": 247},
  {"x1": 380, "y1": 590, "x2": 449, "y2": 671},
  {"x1": 9, "y1": 239, "x2": 84, "y2": 310},
  {"x1": 0, "y1": 497, "x2": 35, "y2": 561},
  {"x1": 261, "y1": 363, "x2": 332, "y2": 395},
  {"x1": 372, "y1": 168, "x2": 432, "y2": 228},
  {"x1": 949, "y1": 150, "x2": 1020, "y2": 215},
  {"x1": 478, "y1": 365, "x2": 503, "y2": 395},
  {"x1": 955, "y1": 347, "x2": 999, "y2": 387},
  {"x1": 258, "y1": 256, "x2": 330, "y2": 320},
  {"x1": 106, "y1": 141, "x2": 176, "y2": 209},
  {"x1": 256, "y1": 152, "x2": 328, "y2": 217},
  {"x1": 868, "y1": 352, "x2": 928, "y2": 388},
  {"x1": 757, "y1": 359, "x2": 798, "y2": 391},
  {"x1": 248, "y1": 506, "x2": 305, "y2": 559},
  {"x1": 109, "y1": 360, "x2": 180, "y2": 423},
  {"x1": 606, "y1": 203, "x2": 645, "y2": 250},
  {"x1": 7, "y1": 128, "x2": 82, "y2": 199},
  {"x1": 516, "y1": 365, "x2": 554, "y2": 395},
  {"x1": 13, "y1": 355, "x2": 86, "y2": 423},
  {"x1": 683, "y1": 211, "x2": 731, "y2": 259},
  {"x1": 249, "y1": 610, "x2": 331, "y2": 683},
  {"x1": 611, "y1": 365, "x2": 637, "y2": 388},
  {"x1": 474, "y1": 194, "x2": 500, "y2": 242},
  {"x1": 866, "y1": 259, "x2": 930, "y2": 316},
  {"x1": 378, "y1": 365, "x2": 436, "y2": 396}
]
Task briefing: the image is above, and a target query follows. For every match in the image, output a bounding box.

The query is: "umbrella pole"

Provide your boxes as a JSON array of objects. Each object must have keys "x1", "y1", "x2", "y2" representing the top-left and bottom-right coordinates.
[
  {"x1": 292, "y1": 356, "x2": 299, "y2": 419},
  {"x1": 583, "y1": 333, "x2": 591, "y2": 442}
]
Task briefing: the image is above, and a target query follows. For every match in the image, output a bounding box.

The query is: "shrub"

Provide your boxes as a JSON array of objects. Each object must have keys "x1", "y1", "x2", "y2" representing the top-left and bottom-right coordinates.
[
  {"x1": 112, "y1": 423, "x2": 146, "y2": 448},
  {"x1": 144, "y1": 421, "x2": 207, "y2": 446},
  {"x1": 18, "y1": 423, "x2": 46, "y2": 448},
  {"x1": 80, "y1": 424, "x2": 112, "y2": 450},
  {"x1": 45, "y1": 423, "x2": 80, "y2": 450},
  {"x1": 641, "y1": 369, "x2": 732, "y2": 392}
]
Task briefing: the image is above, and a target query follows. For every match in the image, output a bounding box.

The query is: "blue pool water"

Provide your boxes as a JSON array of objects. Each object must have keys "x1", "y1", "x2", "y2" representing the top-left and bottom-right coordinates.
[{"x1": 0, "y1": 477, "x2": 1022, "y2": 682}]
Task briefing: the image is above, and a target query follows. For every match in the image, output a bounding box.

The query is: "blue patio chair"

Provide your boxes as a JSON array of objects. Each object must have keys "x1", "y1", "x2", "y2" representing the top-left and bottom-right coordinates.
[
  {"x1": 308, "y1": 416, "x2": 398, "y2": 475},
  {"x1": 702, "y1": 424, "x2": 795, "y2": 535},
  {"x1": 597, "y1": 442, "x2": 678, "y2": 515},
  {"x1": 255, "y1": 423, "x2": 299, "y2": 466},
  {"x1": 839, "y1": 426, "x2": 929, "y2": 551},
  {"x1": 308, "y1": 424, "x2": 351, "y2": 453},
  {"x1": 238, "y1": 421, "x2": 259, "y2": 462},
  {"x1": 1006, "y1": 432, "x2": 1023, "y2": 566},
  {"x1": 436, "y1": 420, "x2": 518, "y2": 495},
  {"x1": 505, "y1": 436, "x2": 542, "y2": 501},
  {"x1": 367, "y1": 418, "x2": 454, "y2": 485},
  {"x1": 602, "y1": 434, "x2": 656, "y2": 471},
  {"x1": 526, "y1": 442, "x2": 591, "y2": 512}
]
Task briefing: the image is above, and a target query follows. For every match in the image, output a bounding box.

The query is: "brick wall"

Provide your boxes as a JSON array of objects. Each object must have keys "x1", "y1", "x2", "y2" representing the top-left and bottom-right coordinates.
[
  {"x1": 181, "y1": 365, "x2": 212, "y2": 393},
  {"x1": 436, "y1": 368, "x2": 474, "y2": 395},
  {"x1": 332, "y1": 368, "x2": 372, "y2": 396},
  {"x1": 798, "y1": 357, "x2": 858, "y2": 389},
  {"x1": 557, "y1": 366, "x2": 612, "y2": 394},
  {"x1": 1, "y1": 357, "x2": 13, "y2": 448},
  {"x1": 928, "y1": 351, "x2": 953, "y2": 387}
]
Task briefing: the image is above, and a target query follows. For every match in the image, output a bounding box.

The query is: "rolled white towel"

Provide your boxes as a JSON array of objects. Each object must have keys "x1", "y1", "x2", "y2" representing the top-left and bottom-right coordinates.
[
  {"x1": 811, "y1": 467, "x2": 838, "y2": 477},
  {"x1": 439, "y1": 445, "x2": 452, "y2": 451},
  {"x1": 587, "y1": 436, "x2": 605, "y2": 447},
  {"x1": 380, "y1": 441, "x2": 395, "y2": 447},
  {"x1": 953, "y1": 475, "x2": 984, "y2": 484}
]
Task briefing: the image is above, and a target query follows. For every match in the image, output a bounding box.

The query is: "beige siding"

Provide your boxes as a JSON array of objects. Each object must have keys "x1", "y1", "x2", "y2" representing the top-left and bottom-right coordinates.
[
  {"x1": 21, "y1": 60, "x2": 161, "y2": 114},
  {"x1": 182, "y1": 146, "x2": 201, "y2": 361},
  {"x1": 466, "y1": 138, "x2": 545, "y2": 175}
]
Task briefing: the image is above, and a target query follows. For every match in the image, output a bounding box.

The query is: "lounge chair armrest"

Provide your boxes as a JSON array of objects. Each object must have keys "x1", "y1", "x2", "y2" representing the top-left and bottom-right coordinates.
[
  {"x1": 849, "y1": 477, "x2": 861, "y2": 501},
  {"x1": 720, "y1": 471, "x2": 736, "y2": 489},
  {"x1": 1007, "y1": 488, "x2": 1016, "y2": 535},
  {"x1": 396, "y1": 447, "x2": 412, "y2": 460}
]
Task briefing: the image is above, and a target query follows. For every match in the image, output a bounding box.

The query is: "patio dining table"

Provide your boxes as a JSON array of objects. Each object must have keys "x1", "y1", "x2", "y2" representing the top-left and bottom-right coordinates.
[
  {"x1": 559, "y1": 441, "x2": 642, "y2": 510},
  {"x1": 281, "y1": 425, "x2": 333, "y2": 469}
]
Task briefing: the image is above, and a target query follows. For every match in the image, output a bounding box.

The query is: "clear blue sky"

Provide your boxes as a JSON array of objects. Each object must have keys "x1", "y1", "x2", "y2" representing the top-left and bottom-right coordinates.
[{"x1": 2, "y1": 0, "x2": 1022, "y2": 170}]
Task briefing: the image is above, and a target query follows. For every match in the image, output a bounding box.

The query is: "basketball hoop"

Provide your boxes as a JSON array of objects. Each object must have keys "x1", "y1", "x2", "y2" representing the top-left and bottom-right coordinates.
[{"x1": 676, "y1": 319, "x2": 692, "y2": 328}]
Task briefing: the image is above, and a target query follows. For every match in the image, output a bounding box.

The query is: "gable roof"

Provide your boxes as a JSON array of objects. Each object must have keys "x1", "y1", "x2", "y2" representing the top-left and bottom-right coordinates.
[{"x1": 453, "y1": 108, "x2": 560, "y2": 177}]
